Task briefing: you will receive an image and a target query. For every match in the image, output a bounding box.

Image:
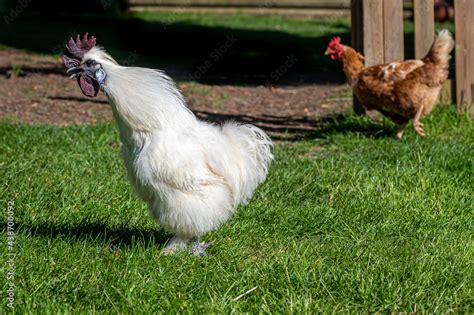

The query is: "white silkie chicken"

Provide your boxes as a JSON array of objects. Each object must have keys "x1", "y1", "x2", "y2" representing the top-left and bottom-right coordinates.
[{"x1": 62, "y1": 34, "x2": 273, "y2": 255}]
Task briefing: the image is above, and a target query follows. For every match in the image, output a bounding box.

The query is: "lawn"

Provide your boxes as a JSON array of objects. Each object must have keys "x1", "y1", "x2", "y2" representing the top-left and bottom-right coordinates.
[{"x1": 1, "y1": 106, "x2": 473, "y2": 313}]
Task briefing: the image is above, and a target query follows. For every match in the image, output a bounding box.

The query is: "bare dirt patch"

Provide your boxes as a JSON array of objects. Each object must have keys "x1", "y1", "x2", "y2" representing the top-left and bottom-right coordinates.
[{"x1": 0, "y1": 49, "x2": 351, "y2": 137}]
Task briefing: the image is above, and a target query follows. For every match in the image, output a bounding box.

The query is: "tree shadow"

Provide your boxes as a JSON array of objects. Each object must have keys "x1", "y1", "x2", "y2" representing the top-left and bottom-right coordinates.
[{"x1": 4, "y1": 221, "x2": 171, "y2": 249}]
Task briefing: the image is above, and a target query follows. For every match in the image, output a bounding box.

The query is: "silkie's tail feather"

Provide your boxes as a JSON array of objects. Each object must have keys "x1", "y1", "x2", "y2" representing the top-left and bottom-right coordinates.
[{"x1": 222, "y1": 123, "x2": 273, "y2": 205}]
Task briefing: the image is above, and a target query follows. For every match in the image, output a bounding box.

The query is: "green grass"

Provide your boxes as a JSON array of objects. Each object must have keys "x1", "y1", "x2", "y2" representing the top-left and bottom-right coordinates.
[
  {"x1": 129, "y1": 10, "x2": 456, "y2": 35},
  {"x1": 129, "y1": 11, "x2": 351, "y2": 38},
  {"x1": 1, "y1": 106, "x2": 473, "y2": 313}
]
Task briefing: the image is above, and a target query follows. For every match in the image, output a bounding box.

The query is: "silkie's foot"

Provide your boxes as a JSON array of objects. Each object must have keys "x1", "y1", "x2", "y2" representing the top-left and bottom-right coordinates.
[
  {"x1": 162, "y1": 236, "x2": 188, "y2": 255},
  {"x1": 191, "y1": 237, "x2": 214, "y2": 257}
]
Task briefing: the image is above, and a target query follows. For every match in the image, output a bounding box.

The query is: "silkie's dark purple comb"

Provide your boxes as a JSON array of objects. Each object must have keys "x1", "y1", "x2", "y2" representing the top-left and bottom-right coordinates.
[{"x1": 62, "y1": 33, "x2": 96, "y2": 69}]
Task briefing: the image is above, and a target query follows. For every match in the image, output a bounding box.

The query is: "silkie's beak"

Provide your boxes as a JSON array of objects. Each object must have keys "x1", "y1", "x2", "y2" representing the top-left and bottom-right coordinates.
[
  {"x1": 66, "y1": 64, "x2": 100, "y2": 98},
  {"x1": 66, "y1": 66, "x2": 83, "y2": 79},
  {"x1": 66, "y1": 64, "x2": 97, "y2": 81}
]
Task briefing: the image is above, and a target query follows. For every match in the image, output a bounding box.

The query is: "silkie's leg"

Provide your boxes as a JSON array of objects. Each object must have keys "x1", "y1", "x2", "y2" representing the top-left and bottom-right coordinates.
[{"x1": 163, "y1": 236, "x2": 189, "y2": 255}]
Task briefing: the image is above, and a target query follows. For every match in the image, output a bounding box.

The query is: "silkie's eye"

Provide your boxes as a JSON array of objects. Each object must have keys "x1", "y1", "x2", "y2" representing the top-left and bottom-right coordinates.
[{"x1": 86, "y1": 60, "x2": 95, "y2": 67}]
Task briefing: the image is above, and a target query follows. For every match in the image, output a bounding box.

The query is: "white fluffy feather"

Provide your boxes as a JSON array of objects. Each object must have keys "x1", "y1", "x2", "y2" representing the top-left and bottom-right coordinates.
[{"x1": 83, "y1": 47, "x2": 273, "y2": 245}]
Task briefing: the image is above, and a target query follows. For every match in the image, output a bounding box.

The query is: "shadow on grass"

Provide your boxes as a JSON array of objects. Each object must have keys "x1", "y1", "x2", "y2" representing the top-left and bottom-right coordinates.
[
  {"x1": 195, "y1": 110, "x2": 325, "y2": 136},
  {"x1": 310, "y1": 115, "x2": 398, "y2": 139},
  {"x1": 194, "y1": 109, "x2": 397, "y2": 140},
  {"x1": 5, "y1": 221, "x2": 171, "y2": 249}
]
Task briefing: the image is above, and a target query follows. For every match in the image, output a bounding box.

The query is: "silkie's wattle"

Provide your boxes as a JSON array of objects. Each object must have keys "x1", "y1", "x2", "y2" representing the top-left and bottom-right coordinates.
[{"x1": 78, "y1": 74, "x2": 100, "y2": 97}]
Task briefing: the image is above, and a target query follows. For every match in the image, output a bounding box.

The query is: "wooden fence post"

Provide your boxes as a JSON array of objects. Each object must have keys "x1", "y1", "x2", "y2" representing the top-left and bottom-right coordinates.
[
  {"x1": 350, "y1": 0, "x2": 366, "y2": 115},
  {"x1": 362, "y1": 0, "x2": 384, "y2": 66},
  {"x1": 383, "y1": 0, "x2": 404, "y2": 62},
  {"x1": 414, "y1": 0, "x2": 435, "y2": 59},
  {"x1": 351, "y1": 0, "x2": 364, "y2": 53},
  {"x1": 471, "y1": 1, "x2": 474, "y2": 114},
  {"x1": 352, "y1": 0, "x2": 404, "y2": 64},
  {"x1": 414, "y1": 0, "x2": 455, "y2": 105},
  {"x1": 454, "y1": 0, "x2": 473, "y2": 113}
]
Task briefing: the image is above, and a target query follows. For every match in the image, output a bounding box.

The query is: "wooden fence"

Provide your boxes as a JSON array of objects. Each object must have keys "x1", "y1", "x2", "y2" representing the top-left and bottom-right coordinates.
[{"x1": 351, "y1": 0, "x2": 473, "y2": 113}]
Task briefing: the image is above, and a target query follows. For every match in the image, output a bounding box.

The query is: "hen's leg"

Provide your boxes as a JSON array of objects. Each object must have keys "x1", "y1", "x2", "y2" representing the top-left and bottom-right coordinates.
[
  {"x1": 163, "y1": 236, "x2": 189, "y2": 255},
  {"x1": 396, "y1": 123, "x2": 406, "y2": 139},
  {"x1": 190, "y1": 237, "x2": 214, "y2": 256},
  {"x1": 413, "y1": 105, "x2": 426, "y2": 137}
]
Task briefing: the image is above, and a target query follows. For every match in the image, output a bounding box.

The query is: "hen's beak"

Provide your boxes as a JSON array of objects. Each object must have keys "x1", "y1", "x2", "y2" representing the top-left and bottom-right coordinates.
[{"x1": 324, "y1": 49, "x2": 330, "y2": 55}]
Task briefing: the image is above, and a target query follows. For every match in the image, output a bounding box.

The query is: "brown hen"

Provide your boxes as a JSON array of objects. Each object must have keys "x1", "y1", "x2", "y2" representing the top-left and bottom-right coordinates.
[{"x1": 326, "y1": 30, "x2": 454, "y2": 138}]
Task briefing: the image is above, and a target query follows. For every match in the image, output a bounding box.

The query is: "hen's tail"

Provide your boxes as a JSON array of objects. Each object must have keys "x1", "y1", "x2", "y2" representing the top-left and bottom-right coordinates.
[
  {"x1": 424, "y1": 29, "x2": 454, "y2": 68},
  {"x1": 221, "y1": 123, "x2": 273, "y2": 205}
]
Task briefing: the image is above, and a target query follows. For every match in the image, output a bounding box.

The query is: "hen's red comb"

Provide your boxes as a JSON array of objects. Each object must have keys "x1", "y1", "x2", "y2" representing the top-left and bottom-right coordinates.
[
  {"x1": 328, "y1": 36, "x2": 342, "y2": 47},
  {"x1": 65, "y1": 33, "x2": 96, "y2": 60}
]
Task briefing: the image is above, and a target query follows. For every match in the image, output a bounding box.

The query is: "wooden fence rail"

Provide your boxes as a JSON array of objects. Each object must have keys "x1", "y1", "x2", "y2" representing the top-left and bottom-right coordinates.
[
  {"x1": 351, "y1": 0, "x2": 473, "y2": 113},
  {"x1": 454, "y1": 0, "x2": 473, "y2": 111}
]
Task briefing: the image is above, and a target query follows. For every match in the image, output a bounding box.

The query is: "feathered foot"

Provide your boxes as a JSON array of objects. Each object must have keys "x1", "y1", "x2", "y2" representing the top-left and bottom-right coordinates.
[
  {"x1": 191, "y1": 237, "x2": 214, "y2": 257},
  {"x1": 162, "y1": 236, "x2": 189, "y2": 255},
  {"x1": 163, "y1": 236, "x2": 214, "y2": 256}
]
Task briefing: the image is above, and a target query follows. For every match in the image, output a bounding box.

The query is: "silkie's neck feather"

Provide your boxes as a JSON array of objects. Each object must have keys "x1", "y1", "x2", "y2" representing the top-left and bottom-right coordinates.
[{"x1": 83, "y1": 47, "x2": 197, "y2": 135}]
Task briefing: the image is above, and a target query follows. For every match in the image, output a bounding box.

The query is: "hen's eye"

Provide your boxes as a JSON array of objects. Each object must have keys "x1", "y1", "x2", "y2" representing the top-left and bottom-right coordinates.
[{"x1": 86, "y1": 60, "x2": 95, "y2": 67}]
